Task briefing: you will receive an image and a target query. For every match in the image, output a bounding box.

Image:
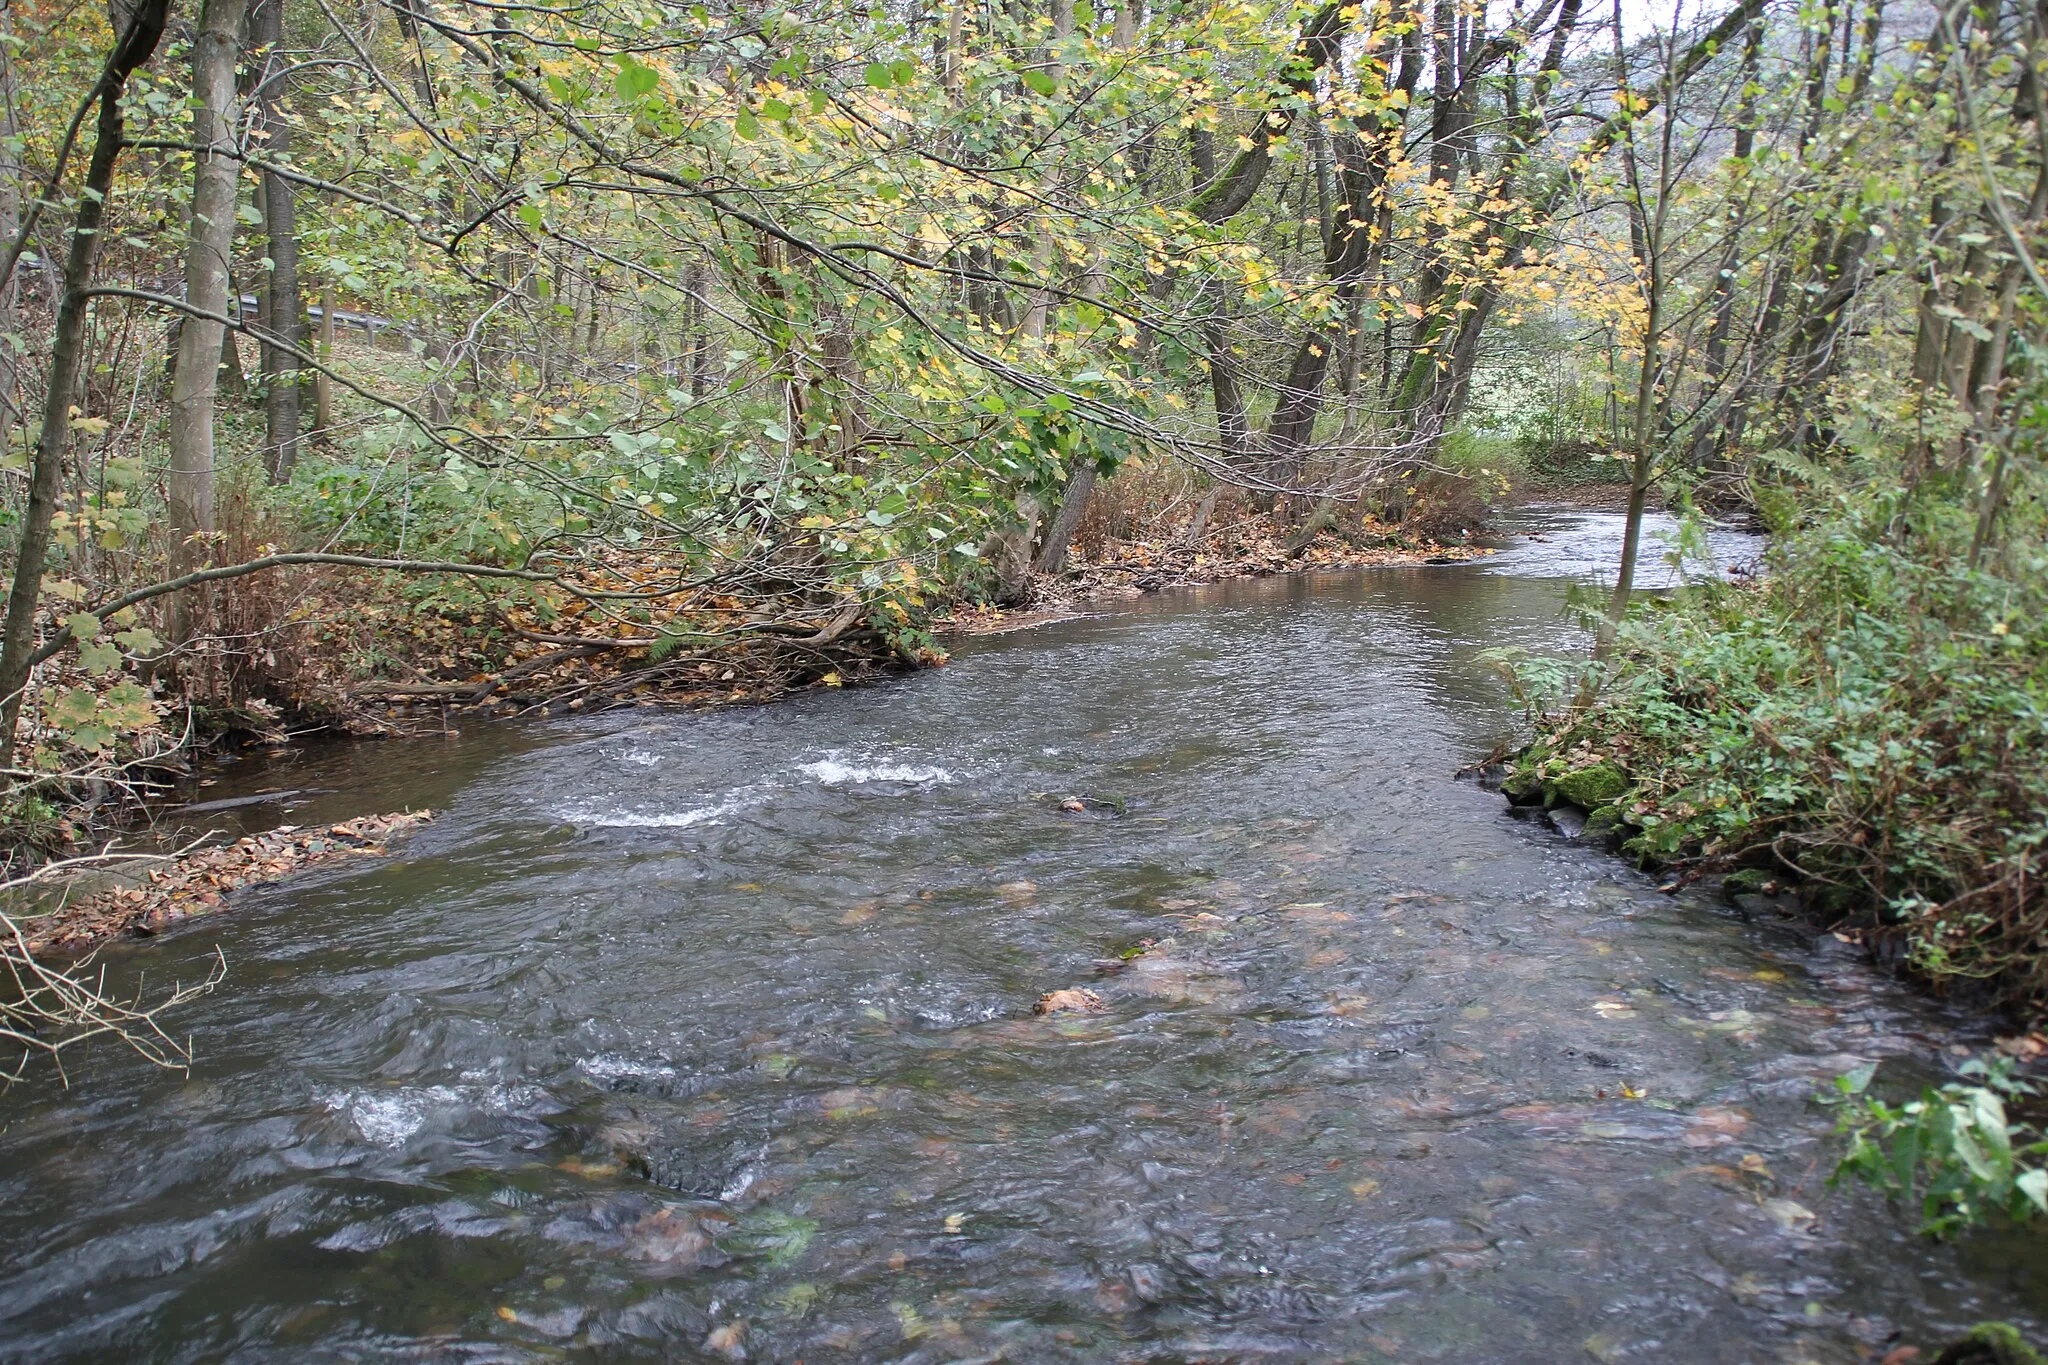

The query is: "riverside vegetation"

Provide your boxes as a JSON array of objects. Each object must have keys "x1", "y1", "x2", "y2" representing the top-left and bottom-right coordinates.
[{"x1": 1, "y1": 0, "x2": 2046, "y2": 1279}]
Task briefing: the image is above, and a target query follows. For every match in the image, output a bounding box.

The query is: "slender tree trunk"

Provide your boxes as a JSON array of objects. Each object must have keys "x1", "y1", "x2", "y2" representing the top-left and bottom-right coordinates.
[
  {"x1": 1603, "y1": 0, "x2": 1666, "y2": 646},
  {"x1": 167, "y1": 0, "x2": 248, "y2": 581},
  {"x1": 0, "y1": 0, "x2": 170, "y2": 765},
  {"x1": 253, "y1": 0, "x2": 302, "y2": 482},
  {"x1": 312, "y1": 289, "x2": 334, "y2": 434},
  {"x1": 219, "y1": 285, "x2": 247, "y2": 395},
  {"x1": 0, "y1": 14, "x2": 20, "y2": 457}
]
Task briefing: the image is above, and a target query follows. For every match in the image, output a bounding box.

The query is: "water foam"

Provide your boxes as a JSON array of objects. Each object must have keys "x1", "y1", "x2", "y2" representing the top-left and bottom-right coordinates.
[
  {"x1": 558, "y1": 751, "x2": 957, "y2": 828},
  {"x1": 319, "y1": 1082, "x2": 540, "y2": 1147},
  {"x1": 577, "y1": 1054, "x2": 680, "y2": 1084},
  {"x1": 567, "y1": 793, "x2": 760, "y2": 828},
  {"x1": 796, "y1": 757, "x2": 957, "y2": 785}
]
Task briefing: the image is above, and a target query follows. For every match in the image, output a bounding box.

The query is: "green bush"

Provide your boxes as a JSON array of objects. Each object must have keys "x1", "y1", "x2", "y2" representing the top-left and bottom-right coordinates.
[
  {"x1": 1825, "y1": 1057, "x2": 2048, "y2": 1238},
  {"x1": 1510, "y1": 481, "x2": 2048, "y2": 1014}
]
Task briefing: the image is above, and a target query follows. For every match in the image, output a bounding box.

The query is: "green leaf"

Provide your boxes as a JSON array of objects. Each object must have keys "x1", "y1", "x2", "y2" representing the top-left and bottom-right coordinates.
[
  {"x1": 1021, "y1": 68, "x2": 1057, "y2": 97},
  {"x1": 65, "y1": 612, "x2": 101, "y2": 641},
  {"x1": 614, "y1": 57, "x2": 659, "y2": 101},
  {"x1": 69, "y1": 723, "x2": 113, "y2": 752},
  {"x1": 102, "y1": 683, "x2": 156, "y2": 729},
  {"x1": 77, "y1": 642, "x2": 122, "y2": 676},
  {"x1": 864, "y1": 62, "x2": 894, "y2": 89},
  {"x1": 50, "y1": 687, "x2": 99, "y2": 729},
  {"x1": 890, "y1": 58, "x2": 915, "y2": 86},
  {"x1": 114, "y1": 625, "x2": 159, "y2": 653},
  {"x1": 516, "y1": 202, "x2": 545, "y2": 231},
  {"x1": 2018, "y1": 1168, "x2": 2048, "y2": 1215},
  {"x1": 735, "y1": 108, "x2": 761, "y2": 140},
  {"x1": 761, "y1": 97, "x2": 792, "y2": 121}
]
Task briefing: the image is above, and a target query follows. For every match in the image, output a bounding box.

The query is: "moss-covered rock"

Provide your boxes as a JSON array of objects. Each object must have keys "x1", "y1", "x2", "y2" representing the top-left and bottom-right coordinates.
[
  {"x1": 1500, "y1": 767, "x2": 1547, "y2": 806},
  {"x1": 1554, "y1": 761, "x2": 1628, "y2": 809},
  {"x1": 1933, "y1": 1322, "x2": 2045, "y2": 1365},
  {"x1": 1582, "y1": 805, "x2": 1622, "y2": 842}
]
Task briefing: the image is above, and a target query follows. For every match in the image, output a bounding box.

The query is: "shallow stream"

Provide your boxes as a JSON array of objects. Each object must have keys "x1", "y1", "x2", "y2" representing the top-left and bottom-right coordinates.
[{"x1": 2, "y1": 509, "x2": 2042, "y2": 1362}]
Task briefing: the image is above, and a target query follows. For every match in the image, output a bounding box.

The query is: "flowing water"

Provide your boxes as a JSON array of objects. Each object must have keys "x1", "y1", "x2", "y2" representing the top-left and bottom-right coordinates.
[{"x1": 3, "y1": 509, "x2": 2043, "y2": 1362}]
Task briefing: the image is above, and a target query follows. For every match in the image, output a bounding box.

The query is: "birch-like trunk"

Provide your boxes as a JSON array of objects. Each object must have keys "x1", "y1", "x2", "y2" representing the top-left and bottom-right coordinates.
[{"x1": 167, "y1": 0, "x2": 249, "y2": 560}]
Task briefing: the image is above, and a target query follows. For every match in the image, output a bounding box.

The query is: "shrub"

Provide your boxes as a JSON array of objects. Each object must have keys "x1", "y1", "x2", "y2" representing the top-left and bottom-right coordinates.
[{"x1": 1510, "y1": 483, "x2": 2048, "y2": 1015}]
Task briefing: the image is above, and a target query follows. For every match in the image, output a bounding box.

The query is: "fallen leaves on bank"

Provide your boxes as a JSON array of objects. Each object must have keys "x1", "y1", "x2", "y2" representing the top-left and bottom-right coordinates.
[
  {"x1": 938, "y1": 519, "x2": 1492, "y2": 635},
  {"x1": 25, "y1": 811, "x2": 432, "y2": 954}
]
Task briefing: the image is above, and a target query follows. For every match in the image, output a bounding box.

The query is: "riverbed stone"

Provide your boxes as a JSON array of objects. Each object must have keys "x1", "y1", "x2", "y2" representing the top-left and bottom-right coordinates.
[{"x1": 1547, "y1": 805, "x2": 1588, "y2": 839}]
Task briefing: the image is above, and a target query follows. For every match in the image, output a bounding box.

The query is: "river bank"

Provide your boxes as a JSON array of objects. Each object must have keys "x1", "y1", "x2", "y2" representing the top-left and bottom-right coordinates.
[{"x1": 1487, "y1": 495, "x2": 2048, "y2": 1033}]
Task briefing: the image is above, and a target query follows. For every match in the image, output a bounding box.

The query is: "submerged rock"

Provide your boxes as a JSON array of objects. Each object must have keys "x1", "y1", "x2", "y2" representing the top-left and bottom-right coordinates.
[{"x1": 1548, "y1": 805, "x2": 1588, "y2": 839}]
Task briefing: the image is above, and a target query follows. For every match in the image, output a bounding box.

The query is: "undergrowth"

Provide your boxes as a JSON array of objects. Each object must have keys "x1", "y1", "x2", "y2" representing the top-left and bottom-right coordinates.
[{"x1": 1503, "y1": 483, "x2": 2048, "y2": 1018}]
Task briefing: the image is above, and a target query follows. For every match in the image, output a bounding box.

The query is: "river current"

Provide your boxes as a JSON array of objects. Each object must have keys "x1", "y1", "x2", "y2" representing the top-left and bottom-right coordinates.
[{"x1": 1, "y1": 509, "x2": 2041, "y2": 1361}]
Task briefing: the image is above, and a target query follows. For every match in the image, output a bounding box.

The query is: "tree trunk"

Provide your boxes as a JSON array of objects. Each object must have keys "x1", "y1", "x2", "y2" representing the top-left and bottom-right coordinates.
[
  {"x1": 253, "y1": 0, "x2": 302, "y2": 482},
  {"x1": 0, "y1": 12, "x2": 19, "y2": 458},
  {"x1": 312, "y1": 289, "x2": 334, "y2": 435},
  {"x1": 0, "y1": 0, "x2": 170, "y2": 765},
  {"x1": 167, "y1": 0, "x2": 247, "y2": 571},
  {"x1": 1036, "y1": 463, "x2": 1096, "y2": 574}
]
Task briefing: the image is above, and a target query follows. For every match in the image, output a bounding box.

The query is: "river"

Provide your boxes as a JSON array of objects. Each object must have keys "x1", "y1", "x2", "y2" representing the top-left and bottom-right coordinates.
[{"x1": 1, "y1": 509, "x2": 2041, "y2": 1361}]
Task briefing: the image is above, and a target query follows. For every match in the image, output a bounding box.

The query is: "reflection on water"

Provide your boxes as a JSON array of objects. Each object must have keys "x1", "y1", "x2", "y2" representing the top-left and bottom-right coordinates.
[{"x1": 2, "y1": 512, "x2": 2039, "y2": 1363}]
